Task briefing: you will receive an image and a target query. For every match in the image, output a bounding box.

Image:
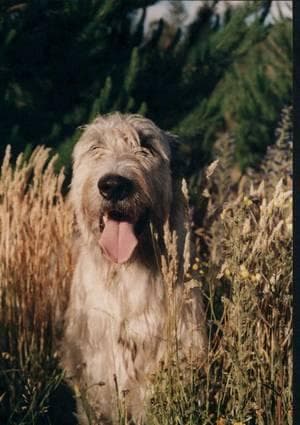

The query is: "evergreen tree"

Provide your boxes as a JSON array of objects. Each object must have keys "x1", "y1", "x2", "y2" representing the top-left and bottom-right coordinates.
[
  {"x1": 0, "y1": 0, "x2": 292, "y2": 181},
  {"x1": 0, "y1": 0, "x2": 156, "y2": 161}
]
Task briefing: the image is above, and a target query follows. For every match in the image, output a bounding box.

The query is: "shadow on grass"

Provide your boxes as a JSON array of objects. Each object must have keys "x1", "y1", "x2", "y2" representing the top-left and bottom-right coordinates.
[{"x1": 46, "y1": 382, "x2": 78, "y2": 425}]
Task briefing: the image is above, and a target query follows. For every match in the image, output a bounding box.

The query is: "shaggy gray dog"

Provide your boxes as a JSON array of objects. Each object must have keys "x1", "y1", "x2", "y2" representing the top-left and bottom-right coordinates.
[{"x1": 62, "y1": 113, "x2": 207, "y2": 424}]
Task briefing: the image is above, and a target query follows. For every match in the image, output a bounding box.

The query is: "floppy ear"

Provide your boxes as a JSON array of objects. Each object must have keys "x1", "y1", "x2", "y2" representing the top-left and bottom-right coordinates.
[{"x1": 166, "y1": 132, "x2": 186, "y2": 178}]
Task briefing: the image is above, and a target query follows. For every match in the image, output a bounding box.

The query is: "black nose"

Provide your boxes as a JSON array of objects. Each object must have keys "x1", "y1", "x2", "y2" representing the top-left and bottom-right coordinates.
[{"x1": 98, "y1": 174, "x2": 134, "y2": 201}]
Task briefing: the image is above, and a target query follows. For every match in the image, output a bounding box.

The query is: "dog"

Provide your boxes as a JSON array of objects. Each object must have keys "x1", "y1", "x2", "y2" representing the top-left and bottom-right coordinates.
[{"x1": 62, "y1": 113, "x2": 207, "y2": 424}]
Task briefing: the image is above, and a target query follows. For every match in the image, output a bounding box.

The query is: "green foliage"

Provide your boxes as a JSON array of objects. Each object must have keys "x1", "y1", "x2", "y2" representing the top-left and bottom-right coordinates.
[
  {"x1": 0, "y1": 353, "x2": 67, "y2": 425},
  {"x1": 0, "y1": 0, "x2": 292, "y2": 178},
  {"x1": 172, "y1": 1, "x2": 292, "y2": 175},
  {"x1": 217, "y1": 16, "x2": 292, "y2": 170},
  {"x1": 0, "y1": 0, "x2": 156, "y2": 159}
]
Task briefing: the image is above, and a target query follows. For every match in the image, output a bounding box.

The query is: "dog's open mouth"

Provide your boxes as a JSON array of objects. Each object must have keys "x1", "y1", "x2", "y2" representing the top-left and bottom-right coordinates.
[{"x1": 99, "y1": 211, "x2": 148, "y2": 264}]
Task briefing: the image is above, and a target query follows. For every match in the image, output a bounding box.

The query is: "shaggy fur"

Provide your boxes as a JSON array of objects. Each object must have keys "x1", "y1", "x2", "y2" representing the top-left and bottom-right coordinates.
[{"x1": 62, "y1": 113, "x2": 207, "y2": 424}]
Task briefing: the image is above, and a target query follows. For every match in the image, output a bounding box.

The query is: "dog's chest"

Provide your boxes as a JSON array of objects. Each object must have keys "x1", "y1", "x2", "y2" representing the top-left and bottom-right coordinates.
[
  {"x1": 80, "y1": 256, "x2": 160, "y2": 312},
  {"x1": 69, "y1": 253, "x2": 166, "y2": 388}
]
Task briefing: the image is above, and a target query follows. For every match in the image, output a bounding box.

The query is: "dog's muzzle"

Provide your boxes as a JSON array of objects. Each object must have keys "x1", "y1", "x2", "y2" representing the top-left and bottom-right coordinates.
[{"x1": 97, "y1": 173, "x2": 139, "y2": 264}]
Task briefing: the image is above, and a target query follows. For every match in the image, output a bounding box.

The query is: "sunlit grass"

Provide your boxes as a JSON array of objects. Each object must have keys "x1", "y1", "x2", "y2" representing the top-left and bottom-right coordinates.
[{"x1": 0, "y1": 110, "x2": 292, "y2": 424}]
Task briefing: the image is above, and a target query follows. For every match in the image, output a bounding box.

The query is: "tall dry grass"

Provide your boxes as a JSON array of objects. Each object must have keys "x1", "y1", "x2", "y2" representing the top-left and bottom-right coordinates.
[
  {"x1": 202, "y1": 178, "x2": 292, "y2": 425},
  {"x1": 0, "y1": 107, "x2": 292, "y2": 424},
  {"x1": 193, "y1": 106, "x2": 292, "y2": 425},
  {"x1": 145, "y1": 107, "x2": 292, "y2": 425},
  {"x1": 0, "y1": 146, "x2": 73, "y2": 424},
  {"x1": 144, "y1": 170, "x2": 292, "y2": 425}
]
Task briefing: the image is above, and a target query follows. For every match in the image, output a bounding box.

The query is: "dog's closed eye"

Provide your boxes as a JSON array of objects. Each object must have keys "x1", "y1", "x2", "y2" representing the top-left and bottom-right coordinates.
[
  {"x1": 140, "y1": 137, "x2": 158, "y2": 156},
  {"x1": 134, "y1": 147, "x2": 152, "y2": 157},
  {"x1": 87, "y1": 144, "x2": 106, "y2": 158},
  {"x1": 89, "y1": 144, "x2": 100, "y2": 152}
]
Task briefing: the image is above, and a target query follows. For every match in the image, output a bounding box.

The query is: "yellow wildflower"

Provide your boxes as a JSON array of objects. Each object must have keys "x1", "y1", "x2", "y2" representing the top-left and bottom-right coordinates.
[
  {"x1": 224, "y1": 268, "x2": 231, "y2": 278},
  {"x1": 243, "y1": 196, "x2": 253, "y2": 206},
  {"x1": 240, "y1": 264, "x2": 249, "y2": 279},
  {"x1": 255, "y1": 273, "x2": 262, "y2": 282}
]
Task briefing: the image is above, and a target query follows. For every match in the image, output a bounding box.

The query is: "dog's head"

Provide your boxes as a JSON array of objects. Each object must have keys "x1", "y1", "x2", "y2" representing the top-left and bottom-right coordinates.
[{"x1": 70, "y1": 113, "x2": 178, "y2": 264}]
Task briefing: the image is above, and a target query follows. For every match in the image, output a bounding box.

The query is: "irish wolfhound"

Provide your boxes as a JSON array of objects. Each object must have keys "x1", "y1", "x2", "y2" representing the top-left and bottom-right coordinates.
[{"x1": 62, "y1": 113, "x2": 207, "y2": 424}]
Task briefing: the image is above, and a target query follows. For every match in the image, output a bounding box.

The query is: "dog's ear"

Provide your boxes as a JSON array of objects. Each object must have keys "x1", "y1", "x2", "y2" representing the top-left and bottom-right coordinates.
[{"x1": 166, "y1": 133, "x2": 185, "y2": 178}]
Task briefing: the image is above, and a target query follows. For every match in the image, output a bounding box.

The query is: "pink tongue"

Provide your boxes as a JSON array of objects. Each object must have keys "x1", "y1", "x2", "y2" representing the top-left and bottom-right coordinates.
[{"x1": 99, "y1": 219, "x2": 138, "y2": 264}]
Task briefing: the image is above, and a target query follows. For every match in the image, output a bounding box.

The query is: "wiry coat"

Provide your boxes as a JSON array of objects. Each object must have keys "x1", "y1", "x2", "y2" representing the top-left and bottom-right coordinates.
[{"x1": 62, "y1": 113, "x2": 207, "y2": 424}]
